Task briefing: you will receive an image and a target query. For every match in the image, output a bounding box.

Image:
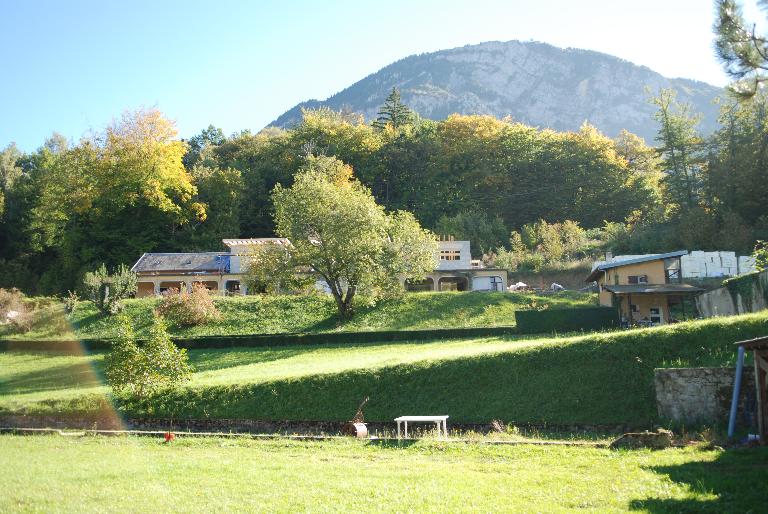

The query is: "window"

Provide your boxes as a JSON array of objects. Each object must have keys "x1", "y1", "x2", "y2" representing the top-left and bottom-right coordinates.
[
  {"x1": 631, "y1": 304, "x2": 639, "y2": 313},
  {"x1": 628, "y1": 275, "x2": 648, "y2": 284},
  {"x1": 439, "y1": 250, "x2": 461, "y2": 261}
]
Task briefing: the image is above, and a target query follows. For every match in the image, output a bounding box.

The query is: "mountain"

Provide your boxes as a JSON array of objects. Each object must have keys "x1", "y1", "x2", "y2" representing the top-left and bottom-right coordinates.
[{"x1": 270, "y1": 40, "x2": 723, "y2": 142}]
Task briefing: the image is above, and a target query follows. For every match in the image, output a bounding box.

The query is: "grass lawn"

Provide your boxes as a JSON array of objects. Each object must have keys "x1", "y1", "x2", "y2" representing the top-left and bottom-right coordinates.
[
  {"x1": 1, "y1": 290, "x2": 597, "y2": 341},
  {"x1": 2, "y1": 311, "x2": 766, "y2": 425},
  {"x1": 1, "y1": 434, "x2": 766, "y2": 513}
]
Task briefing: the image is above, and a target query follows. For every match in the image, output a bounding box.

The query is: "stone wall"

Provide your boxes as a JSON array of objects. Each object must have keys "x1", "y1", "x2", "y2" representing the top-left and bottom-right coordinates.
[
  {"x1": 696, "y1": 270, "x2": 768, "y2": 318},
  {"x1": 654, "y1": 367, "x2": 756, "y2": 427}
]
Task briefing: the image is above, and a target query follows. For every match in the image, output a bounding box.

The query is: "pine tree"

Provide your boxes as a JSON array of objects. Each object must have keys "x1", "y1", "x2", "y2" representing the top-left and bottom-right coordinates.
[
  {"x1": 651, "y1": 88, "x2": 704, "y2": 211},
  {"x1": 715, "y1": 0, "x2": 768, "y2": 98},
  {"x1": 373, "y1": 87, "x2": 414, "y2": 130}
]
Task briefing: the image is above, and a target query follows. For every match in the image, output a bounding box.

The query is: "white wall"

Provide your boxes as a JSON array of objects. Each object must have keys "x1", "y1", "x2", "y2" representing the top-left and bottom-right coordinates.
[
  {"x1": 436, "y1": 241, "x2": 472, "y2": 270},
  {"x1": 681, "y1": 251, "x2": 755, "y2": 278}
]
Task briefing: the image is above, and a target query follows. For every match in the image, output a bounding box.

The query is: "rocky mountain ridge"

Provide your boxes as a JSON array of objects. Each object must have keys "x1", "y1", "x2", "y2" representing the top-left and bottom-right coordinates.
[{"x1": 271, "y1": 40, "x2": 722, "y2": 141}]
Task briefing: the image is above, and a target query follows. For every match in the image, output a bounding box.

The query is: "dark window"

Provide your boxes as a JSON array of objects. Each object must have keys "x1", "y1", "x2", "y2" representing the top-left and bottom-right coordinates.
[{"x1": 628, "y1": 275, "x2": 648, "y2": 284}]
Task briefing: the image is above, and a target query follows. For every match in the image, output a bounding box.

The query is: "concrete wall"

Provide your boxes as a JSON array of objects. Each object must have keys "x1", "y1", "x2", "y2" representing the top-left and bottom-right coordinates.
[
  {"x1": 436, "y1": 241, "x2": 472, "y2": 270},
  {"x1": 681, "y1": 251, "x2": 756, "y2": 278},
  {"x1": 696, "y1": 270, "x2": 768, "y2": 317},
  {"x1": 654, "y1": 367, "x2": 756, "y2": 426}
]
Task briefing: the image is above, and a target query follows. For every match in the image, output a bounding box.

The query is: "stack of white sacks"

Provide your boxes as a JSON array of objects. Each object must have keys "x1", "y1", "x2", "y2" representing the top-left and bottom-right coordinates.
[{"x1": 680, "y1": 251, "x2": 756, "y2": 278}]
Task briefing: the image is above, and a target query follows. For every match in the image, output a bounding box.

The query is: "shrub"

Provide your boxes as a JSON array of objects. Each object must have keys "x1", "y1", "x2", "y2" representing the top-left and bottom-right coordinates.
[
  {"x1": 0, "y1": 288, "x2": 33, "y2": 333},
  {"x1": 156, "y1": 284, "x2": 221, "y2": 327},
  {"x1": 515, "y1": 306, "x2": 619, "y2": 334},
  {"x1": 82, "y1": 264, "x2": 137, "y2": 315},
  {"x1": 64, "y1": 291, "x2": 79, "y2": 314},
  {"x1": 105, "y1": 314, "x2": 193, "y2": 400}
]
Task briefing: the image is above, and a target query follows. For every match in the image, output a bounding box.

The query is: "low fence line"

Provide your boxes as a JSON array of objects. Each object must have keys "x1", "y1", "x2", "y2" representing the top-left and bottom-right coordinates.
[
  {"x1": 0, "y1": 325, "x2": 520, "y2": 351},
  {"x1": 0, "y1": 427, "x2": 607, "y2": 447}
]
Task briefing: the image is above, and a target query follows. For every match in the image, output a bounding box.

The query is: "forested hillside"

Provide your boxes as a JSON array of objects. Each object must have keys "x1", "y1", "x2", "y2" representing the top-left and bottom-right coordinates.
[{"x1": 1, "y1": 85, "x2": 767, "y2": 294}]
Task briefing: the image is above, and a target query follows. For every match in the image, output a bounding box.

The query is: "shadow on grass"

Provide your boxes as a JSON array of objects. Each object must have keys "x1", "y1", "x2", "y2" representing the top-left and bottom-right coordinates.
[
  {"x1": 188, "y1": 348, "x2": 309, "y2": 372},
  {"x1": 629, "y1": 447, "x2": 768, "y2": 513},
  {"x1": 0, "y1": 361, "x2": 105, "y2": 395}
]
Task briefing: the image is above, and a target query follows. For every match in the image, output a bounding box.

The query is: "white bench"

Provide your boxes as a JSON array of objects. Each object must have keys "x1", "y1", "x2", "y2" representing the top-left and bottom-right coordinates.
[{"x1": 394, "y1": 415, "x2": 449, "y2": 438}]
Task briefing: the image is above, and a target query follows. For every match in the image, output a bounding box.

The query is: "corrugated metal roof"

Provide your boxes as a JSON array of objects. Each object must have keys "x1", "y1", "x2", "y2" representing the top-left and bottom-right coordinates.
[
  {"x1": 602, "y1": 284, "x2": 704, "y2": 294},
  {"x1": 586, "y1": 251, "x2": 688, "y2": 282},
  {"x1": 131, "y1": 253, "x2": 230, "y2": 273}
]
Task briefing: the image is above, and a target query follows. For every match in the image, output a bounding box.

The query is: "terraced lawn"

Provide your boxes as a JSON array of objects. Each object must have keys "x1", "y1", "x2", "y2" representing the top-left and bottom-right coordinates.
[{"x1": 2, "y1": 311, "x2": 766, "y2": 425}]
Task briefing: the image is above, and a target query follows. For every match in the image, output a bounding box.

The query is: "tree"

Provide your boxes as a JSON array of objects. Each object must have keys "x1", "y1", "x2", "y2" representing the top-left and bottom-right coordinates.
[
  {"x1": 183, "y1": 124, "x2": 226, "y2": 168},
  {"x1": 181, "y1": 165, "x2": 243, "y2": 250},
  {"x1": 243, "y1": 241, "x2": 313, "y2": 294},
  {"x1": 82, "y1": 264, "x2": 137, "y2": 315},
  {"x1": 105, "y1": 314, "x2": 192, "y2": 401},
  {"x1": 0, "y1": 143, "x2": 22, "y2": 217},
  {"x1": 435, "y1": 210, "x2": 508, "y2": 257},
  {"x1": 715, "y1": 0, "x2": 768, "y2": 98},
  {"x1": 373, "y1": 88, "x2": 415, "y2": 130},
  {"x1": 651, "y1": 88, "x2": 705, "y2": 211},
  {"x1": 754, "y1": 240, "x2": 768, "y2": 270},
  {"x1": 271, "y1": 155, "x2": 436, "y2": 318},
  {"x1": 27, "y1": 109, "x2": 205, "y2": 293}
]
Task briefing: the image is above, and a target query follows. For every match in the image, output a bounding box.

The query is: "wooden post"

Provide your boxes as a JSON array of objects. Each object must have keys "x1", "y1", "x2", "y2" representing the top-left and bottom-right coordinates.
[
  {"x1": 755, "y1": 349, "x2": 768, "y2": 442},
  {"x1": 627, "y1": 294, "x2": 633, "y2": 326}
]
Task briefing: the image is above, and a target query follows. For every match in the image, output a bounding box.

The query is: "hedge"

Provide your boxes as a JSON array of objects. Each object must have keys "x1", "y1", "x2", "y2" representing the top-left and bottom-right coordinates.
[
  {"x1": 0, "y1": 325, "x2": 519, "y2": 352},
  {"x1": 515, "y1": 306, "x2": 619, "y2": 334}
]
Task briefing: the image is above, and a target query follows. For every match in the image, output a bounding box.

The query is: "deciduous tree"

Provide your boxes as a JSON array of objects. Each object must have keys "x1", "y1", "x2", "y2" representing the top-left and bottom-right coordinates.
[{"x1": 271, "y1": 156, "x2": 436, "y2": 318}]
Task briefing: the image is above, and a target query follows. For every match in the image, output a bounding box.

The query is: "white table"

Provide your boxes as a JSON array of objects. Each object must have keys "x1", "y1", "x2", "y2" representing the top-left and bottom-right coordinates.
[{"x1": 394, "y1": 415, "x2": 449, "y2": 438}]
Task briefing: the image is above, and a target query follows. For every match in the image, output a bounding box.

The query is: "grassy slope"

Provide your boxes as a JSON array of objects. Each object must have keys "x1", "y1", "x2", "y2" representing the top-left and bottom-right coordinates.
[
  {"x1": 61, "y1": 290, "x2": 595, "y2": 340},
  {"x1": 2, "y1": 311, "x2": 766, "y2": 425},
  {"x1": 1, "y1": 435, "x2": 766, "y2": 513}
]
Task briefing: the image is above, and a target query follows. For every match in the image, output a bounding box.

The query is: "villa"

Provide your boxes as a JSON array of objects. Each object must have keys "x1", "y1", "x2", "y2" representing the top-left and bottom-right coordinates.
[{"x1": 131, "y1": 238, "x2": 507, "y2": 297}]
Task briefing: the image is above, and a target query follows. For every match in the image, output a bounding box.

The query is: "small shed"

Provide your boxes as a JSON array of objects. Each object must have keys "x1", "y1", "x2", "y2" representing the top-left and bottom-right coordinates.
[{"x1": 735, "y1": 336, "x2": 768, "y2": 442}]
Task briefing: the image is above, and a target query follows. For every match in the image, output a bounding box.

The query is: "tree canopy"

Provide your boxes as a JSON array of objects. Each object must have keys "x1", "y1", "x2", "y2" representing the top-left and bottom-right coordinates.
[{"x1": 271, "y1": 156, "x2": 437, "y2": 318}]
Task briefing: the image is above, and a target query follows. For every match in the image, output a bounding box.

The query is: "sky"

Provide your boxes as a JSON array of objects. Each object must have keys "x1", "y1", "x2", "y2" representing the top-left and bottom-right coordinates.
[{"x1": 0, "y1": 0, "x2": 761, "y2": 151}]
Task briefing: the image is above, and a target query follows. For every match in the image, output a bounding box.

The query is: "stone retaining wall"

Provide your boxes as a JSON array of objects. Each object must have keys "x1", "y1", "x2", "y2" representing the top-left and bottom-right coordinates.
[{"x1": 654, "y1": 367, "x2": 756, "y2": 427}]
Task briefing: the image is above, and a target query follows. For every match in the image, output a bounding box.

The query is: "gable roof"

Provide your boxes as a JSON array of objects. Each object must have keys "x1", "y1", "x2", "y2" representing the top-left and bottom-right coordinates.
[
  {"x1": 131, "y1": 253, "x2": 231, "y2": 274},
  {"x1": 585, "y1": 250, "x2": 688, "y2": 282}
]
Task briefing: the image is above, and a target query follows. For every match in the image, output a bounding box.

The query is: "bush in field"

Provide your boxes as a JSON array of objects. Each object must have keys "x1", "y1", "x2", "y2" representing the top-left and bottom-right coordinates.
[
  {"x1": 0, "y1": 288, "x2": 33, "y2": 333},
  {"x1": 82, "y1": 264, "x2": 137, "y2": 315},
  {"x1": 105, "y1": 314, "x2": 193, "y2": 400},
  {"x1": 156, "y1": 283, "x2": 221, "y2": 327}
]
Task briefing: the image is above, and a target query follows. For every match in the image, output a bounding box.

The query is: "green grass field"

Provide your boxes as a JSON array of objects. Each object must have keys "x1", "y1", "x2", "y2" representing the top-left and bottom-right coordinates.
[
  {"x1": 2, "y1": 311, "x2": 766, "y2": 425},
  {"x1": 1, "y1": 434, "x2": 765, "y2": 513},
  {"x1": 0, "y1": 290, "x2": 597, "y2": 341}
]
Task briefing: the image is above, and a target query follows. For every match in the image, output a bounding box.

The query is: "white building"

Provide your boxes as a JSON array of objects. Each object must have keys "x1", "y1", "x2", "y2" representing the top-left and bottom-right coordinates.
[{"x1": 133, "y1": 238, "x2": 507, "y2": 297}]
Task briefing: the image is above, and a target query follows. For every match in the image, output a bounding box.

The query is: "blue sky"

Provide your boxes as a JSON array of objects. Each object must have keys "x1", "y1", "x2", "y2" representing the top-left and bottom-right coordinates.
[{"x1": 0, "y1": 0, "x2": 755, "y2": 151}]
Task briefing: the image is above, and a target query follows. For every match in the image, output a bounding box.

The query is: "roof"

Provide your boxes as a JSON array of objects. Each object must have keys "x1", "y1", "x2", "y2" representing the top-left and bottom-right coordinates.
[
  {"x1": 735, "y1": 336, "x2": 768, "y2": 350},
  {"x1": 131, "y1": 253, "x2": 231, "y2": 274},
  {"x1": 222, "y1": 238, "x2": 290, "y2": 247},
  {"x1": 602, "y1": 284, "x2": 704, "y2": 295},
  {"x1": 586, "y1": 250, "x2": 688, "y2": 282}
]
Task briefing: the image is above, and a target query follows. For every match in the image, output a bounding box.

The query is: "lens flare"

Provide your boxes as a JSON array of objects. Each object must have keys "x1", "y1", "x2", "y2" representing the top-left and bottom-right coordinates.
[{"x1": 1, "y1": 303, "x2": 126, "y2": 431}]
